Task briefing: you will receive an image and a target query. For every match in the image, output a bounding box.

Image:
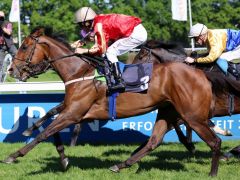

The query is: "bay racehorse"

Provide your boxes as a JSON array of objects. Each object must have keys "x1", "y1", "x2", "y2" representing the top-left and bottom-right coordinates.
[
  {"x1": 109, "y1": 40, "x2": 240, "y2": 172},
  {"x1": 6, "y1": 28, "x2": 220, "y2": 176},
  {"x1": 22, "y1": 41, "x2": 230, "y2": 148}
]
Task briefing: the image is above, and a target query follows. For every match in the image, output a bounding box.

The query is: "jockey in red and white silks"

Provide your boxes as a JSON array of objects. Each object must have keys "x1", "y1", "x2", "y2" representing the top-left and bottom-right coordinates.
[
  {"x1": 73, "y1": 7, "x2": 147, "y2": 91},
  {"x1": 93, "y1": 14, "x2": 147, "y2": 62}
]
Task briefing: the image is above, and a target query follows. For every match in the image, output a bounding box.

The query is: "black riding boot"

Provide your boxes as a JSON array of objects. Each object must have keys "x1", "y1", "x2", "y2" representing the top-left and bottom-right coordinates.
[
  {"x1": 110, "y1": 62, "x2": 125, "y2": 92},
  {"x1": 103, "y1": 60, "x2": 114, "y2": 93},
  {"x1": 227, "y1": 65, "x2": 240, "y2": 80}
]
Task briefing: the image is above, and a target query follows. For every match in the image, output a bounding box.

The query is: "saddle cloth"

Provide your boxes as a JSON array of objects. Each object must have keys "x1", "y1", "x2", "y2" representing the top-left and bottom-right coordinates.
[
  {"x1": 95, "y1": 62, "x2": 153, "y2": 93},
  {"x1": 120, "y1": 62, "x2": 153, "y2": 92}
]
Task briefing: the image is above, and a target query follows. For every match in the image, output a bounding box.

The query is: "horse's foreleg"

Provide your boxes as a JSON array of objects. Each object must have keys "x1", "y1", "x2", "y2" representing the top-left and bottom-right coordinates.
[
  {"x1": 70, "y1": 123, "x2": 82, "y2": 146},
  {"x1": 22, "y1": 102, "x2": 65, "y2": 136},
  {"x1": 185, "y1": 123, "x2": 192, "y2": 144},
  {"x1": 110, "y1": 118, "x2": 168, "y2": 172},
  {"x1": 3, "y1": 111, "x2": 77, "y2": 165}
]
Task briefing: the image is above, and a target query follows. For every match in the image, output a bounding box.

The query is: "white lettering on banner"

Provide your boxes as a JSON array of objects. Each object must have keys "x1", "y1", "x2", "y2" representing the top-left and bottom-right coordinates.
[
  {"x1": 88, "y1": 120, "x2": 99, "y2": 131},
  {"x1": 28, "y1": 106, "x2": 46, "y2": 133},
  {"x1": 122, "y1": 121, "x2": 153, "y2": 131},
  {"x1": 214, "y1": 120, "x2": 234, "y2": 129},
  {"x1": 151, "y1": 110, "x2": 158, "y2": 114},
  {"x1": 0, "y1": 107, "x2": 20, "y2": 134},
  {"x1": 0, "y1": 106, "x2": 98, "y2": 134}
]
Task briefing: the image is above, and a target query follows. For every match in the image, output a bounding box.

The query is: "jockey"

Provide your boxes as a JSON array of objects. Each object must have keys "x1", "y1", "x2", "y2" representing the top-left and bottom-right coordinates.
[
  {"x1": 72, "y1": 7, "x2": 148, "y2": 92},
  {"x1": 185, "y1": 23, "x2": 240, "y2": 79}
]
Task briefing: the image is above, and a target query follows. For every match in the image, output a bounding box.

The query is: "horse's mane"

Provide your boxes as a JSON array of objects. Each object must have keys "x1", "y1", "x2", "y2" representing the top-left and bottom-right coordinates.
[
  {"x1": 145, "y1": 40, "x2": 187, "y2": 56},
  {"x1": 31, "y1": 26, "x2": 72, "y2": 50},
  {"x1": 205, "y1": 71, "x2": 240, "y2": 97}
]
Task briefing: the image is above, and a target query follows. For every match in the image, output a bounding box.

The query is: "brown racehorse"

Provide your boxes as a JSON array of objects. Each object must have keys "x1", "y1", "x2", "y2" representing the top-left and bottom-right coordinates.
[
  {"x1": 111, "y1": 40, "x2": 240, "y2": 171},
  {"x1": 6, "y1": 28, "x2": 220, "y2": 176}
]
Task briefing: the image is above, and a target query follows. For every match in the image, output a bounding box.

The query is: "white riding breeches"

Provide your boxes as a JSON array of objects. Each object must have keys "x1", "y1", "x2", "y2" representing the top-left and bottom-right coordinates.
[
  {"x1": 220, "y1": 45, "x2": 240, "y2": 61},
  {"x1": 106, "y1": 24, "x2": 147, "y2": 63}
]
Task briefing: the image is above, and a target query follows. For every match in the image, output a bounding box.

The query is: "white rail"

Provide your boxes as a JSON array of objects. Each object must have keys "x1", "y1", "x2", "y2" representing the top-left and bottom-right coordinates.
[{"x1": 0, "y1": 81, "x2": 65, "y2": 92}]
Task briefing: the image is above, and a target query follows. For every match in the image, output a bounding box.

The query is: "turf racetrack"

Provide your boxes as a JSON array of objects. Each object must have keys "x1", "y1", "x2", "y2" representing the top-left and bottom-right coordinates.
[{"x1": 0, "y1": 141, "x2": 239, "y2": 179}]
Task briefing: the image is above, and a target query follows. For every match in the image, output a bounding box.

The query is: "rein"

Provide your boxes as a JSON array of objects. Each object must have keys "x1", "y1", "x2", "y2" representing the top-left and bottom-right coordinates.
[{"x1": 14, "y1": 34, "x2": 110, "y2": 84}]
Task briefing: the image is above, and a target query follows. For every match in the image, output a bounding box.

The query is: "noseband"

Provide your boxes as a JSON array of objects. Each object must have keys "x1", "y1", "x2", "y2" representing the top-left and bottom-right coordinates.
[{"x1": 12, "y1": 35, "x2": 53, "y2": 79}]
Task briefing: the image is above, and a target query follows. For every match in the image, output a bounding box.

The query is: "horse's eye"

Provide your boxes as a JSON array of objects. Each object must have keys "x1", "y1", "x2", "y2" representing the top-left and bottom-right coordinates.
[{"x1": 21, "y1": 45, "x2": 28, "y2": 51}]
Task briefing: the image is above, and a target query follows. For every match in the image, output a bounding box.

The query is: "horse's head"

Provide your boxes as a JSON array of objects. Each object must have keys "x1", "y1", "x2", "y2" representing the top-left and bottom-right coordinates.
[
  {"x1": 8, "y1": 27, "x2": 54, "y2": 81},
  {"x1": 134, "y1": 40, "x2": 187, "y2": 64}
]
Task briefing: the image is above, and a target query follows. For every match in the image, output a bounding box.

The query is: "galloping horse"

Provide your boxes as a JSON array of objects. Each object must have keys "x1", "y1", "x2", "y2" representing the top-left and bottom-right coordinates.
[
  {"x1": 109, "y1": 40, "x2": 240, "y2": 172},
  {"x1": 6, "y1": 28, "x2": 220, "y2": 176}
]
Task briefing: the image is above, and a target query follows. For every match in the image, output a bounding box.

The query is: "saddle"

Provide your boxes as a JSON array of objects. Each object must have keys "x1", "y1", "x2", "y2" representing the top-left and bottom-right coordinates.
[{"x1": 99, "y1": 60, "x2": 153, "y2": 93}]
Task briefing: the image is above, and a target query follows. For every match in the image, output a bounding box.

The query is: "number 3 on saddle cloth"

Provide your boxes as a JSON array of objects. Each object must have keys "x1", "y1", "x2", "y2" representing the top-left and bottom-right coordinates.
[{"x1": 96, "y1": 61, "x2": 153, "y2": 120}]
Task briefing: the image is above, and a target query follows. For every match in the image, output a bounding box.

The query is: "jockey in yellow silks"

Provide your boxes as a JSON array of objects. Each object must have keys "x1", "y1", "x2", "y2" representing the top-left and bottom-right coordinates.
[{"x1": 185, "y1": 23, "x2": 240, "y2": 79}]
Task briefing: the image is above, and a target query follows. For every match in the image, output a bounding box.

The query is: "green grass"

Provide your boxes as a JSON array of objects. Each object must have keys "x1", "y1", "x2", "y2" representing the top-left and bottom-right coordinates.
[
  {"x1": 0, "y1": 141, "x2": 239, "y2": 180},
  {"x1": 5, "y1": 70, "x2": 61, "y2": 82}
]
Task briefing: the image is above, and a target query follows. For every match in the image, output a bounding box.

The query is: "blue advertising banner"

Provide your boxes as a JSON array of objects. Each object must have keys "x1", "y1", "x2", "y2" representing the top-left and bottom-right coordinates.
[{"x1": 0, "y1": 94, "x2": 240, "y2": 144}]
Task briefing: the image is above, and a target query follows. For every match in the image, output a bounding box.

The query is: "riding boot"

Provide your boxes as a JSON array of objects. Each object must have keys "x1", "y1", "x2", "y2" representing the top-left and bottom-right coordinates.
[
  {"x1": 110, "y1": 62, "x2": 125, "y2": 92},
  {"x1": 227, "y1": 65, "x2": 240, "y2": 80},
  {"x1": 103, "y1": 60, "x2": 114, "y2": 94}
]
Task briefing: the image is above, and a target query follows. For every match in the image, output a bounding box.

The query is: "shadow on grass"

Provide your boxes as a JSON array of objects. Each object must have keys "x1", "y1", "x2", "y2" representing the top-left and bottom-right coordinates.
[
  {"x1": 26, "y1": 155, "x2": 186, "y2": 176},
  {"x1": 26, "y1": 148, "x2": 213, "y2": 176}
]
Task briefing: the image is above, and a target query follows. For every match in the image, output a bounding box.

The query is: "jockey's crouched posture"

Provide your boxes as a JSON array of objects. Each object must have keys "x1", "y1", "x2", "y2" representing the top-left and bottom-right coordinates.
[
  {"x1": 71, "y1": 7, "x2": 147, "y2": 92},
  {"x1": 185, "y1": 23, "x2": 240, "y2": 79}
]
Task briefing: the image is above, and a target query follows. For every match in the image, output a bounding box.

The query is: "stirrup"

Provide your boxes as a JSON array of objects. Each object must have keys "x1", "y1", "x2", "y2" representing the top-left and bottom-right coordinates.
[{"x1": 110, "y1": 83, "x2": 125, "y2": 92}]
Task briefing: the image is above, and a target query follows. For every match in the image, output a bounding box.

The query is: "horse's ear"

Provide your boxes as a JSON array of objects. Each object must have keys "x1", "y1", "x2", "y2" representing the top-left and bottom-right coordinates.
[{"x1": 31, "y1": 27, "x2": 45, "y2": 37}]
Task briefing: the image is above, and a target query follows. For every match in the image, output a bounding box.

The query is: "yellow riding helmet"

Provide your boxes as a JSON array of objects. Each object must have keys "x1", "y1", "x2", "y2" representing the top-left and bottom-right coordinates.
[
  {"x1": 188, "y1": 23, "x2": 208, "y2": 38},
  {"x1": 74, "y1": 7, "x2": 96, "y2": 23}
]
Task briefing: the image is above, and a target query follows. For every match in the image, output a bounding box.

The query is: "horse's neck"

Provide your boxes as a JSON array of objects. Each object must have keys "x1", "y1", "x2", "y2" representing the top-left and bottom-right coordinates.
[
  {"x1": 154, "y1": 49, "x2": 186, "y2": 62},
  {"x1": 46, "y1": 39, "x2": 94, "y2": 82},
  {"x1": 195, "y1": 63, "x2": 220, "y2": 73}
]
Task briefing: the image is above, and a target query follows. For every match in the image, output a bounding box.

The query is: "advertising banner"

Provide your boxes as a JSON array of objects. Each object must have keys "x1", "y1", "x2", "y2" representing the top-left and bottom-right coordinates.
[{"x1": 0, "y1": 94, "x2": 240, "y2": 144}]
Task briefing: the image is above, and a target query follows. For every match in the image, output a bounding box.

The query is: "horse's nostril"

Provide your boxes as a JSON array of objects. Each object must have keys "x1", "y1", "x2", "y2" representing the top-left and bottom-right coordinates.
[{"x1": 8, "y1": 67, "x2": 13, "y2": 72}]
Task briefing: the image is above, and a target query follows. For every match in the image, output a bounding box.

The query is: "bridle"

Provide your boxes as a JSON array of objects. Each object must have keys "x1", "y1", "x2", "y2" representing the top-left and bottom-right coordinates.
[
  {"x1": 12, "y1": 35, "x2": 52, "y2": 80},
  {"x1": 12, "y1": 34, "x2": 107, "y2": 81}
]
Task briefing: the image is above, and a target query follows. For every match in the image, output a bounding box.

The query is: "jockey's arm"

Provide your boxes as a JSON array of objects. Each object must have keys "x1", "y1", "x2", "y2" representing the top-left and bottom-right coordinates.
[
  {"x1": 75, "y1": 23, "x2": 106, "y2": 55},
  {"x1": 71, "y1": 40, "x2": 85, "y2": 48},
  {"x1": 196, "y1": 32, "x2": 225, "y2": 63},
  {"x1": 91, "y1": 23, "x2": 107, "y2": 54}
]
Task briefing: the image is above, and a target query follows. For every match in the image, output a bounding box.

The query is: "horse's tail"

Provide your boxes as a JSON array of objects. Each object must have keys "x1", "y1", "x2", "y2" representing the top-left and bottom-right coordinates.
[{"x1": 204, "y1": 72, "x2": 240, "y2": 96}]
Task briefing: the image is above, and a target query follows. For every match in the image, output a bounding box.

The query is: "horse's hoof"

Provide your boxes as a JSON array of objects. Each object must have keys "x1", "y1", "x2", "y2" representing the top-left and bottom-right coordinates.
[
  {"x1": 22, "y1": 129, "x2": 33, "y2": 137},
  {"x1": 208, "y1": 172, "x2": 217, "y2": 177},
  {"x1": 224, "y1": 130, "x2": 232, "y2": 136},
  {"x1": 109, "y1": 165, "x2": 120, "y2": 173},
  {"x1": 190, "y1": 148, "x2": 196, "y2": 154},
  {"x1": 61, "y1": 158, "x2": 69, "y2": 171},
  {"x1": 220, "y1": 156, "x2": 228, "y2": 161},
  {"x1": 220, "y1": 152, "x2": 233, "y2": 161},
  {"x1": 2, "y1": 156, "x2": 17, "y2": 164},
  {"x1": 70, "y1": 142, "x2": 76, "y2": 147}
]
